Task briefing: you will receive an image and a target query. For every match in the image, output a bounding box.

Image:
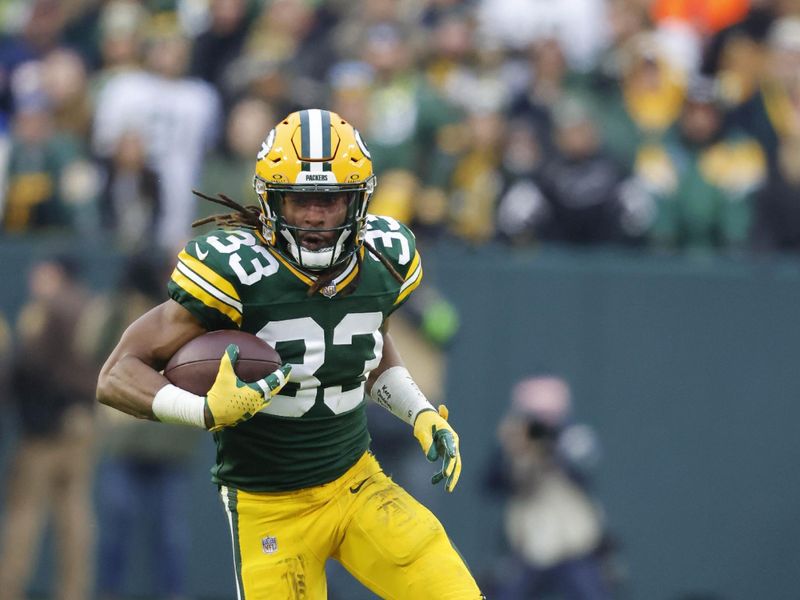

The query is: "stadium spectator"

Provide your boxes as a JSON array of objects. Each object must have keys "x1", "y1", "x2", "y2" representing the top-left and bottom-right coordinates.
[
  {"x1": 508, "y1": 37, "x2": 592, "y2": 157},
  {"x1": 190, "y1": 0, "x2": 252, "y2": 110},
  {"x1": 752, "y1": 135, "x2": 800, "y2": 253},
  {"x1": 234, "y1": 0, "x2": 337, "y2": 110},
  {"x1": 328, "y1": 61, "x2": 423, "y2": 232},
  {"x1": 328, "y1": 23, "x2": 462, "y2": 242},
  {"x1": 594, "y1": 32, "x2": 687, "y2": 170},
  {"x1": 447, "y1": 106, "x2": 508, "y2": 243},
  {"x1": 1, "y1": 92, "x2": 97, "y2": 233},
  {"x1": 0, "y1": 0, "x2": 68, "y2": 126},
  {"x1": 40, "y1": 48, "x2": 92, "y2": 140},
  {"x1": 494, "y1": 119, "x2": 550, "y2": 245},
  {"x1": 485, "y1": 375, "x2": 615, "y2": 600},
  {"x1": 701, "y1": 0, "x2": 777, "y2": 78},
  {"x1": 92, "y1": 12, "x2": 221, "y2": 249},
  {"x1": 475, "y1": 0, "x2": 609, "y2": 70},
  {"x1": 421, "y1": 6, "x2": 510, "y2": 118},
  {"x1": 198, "y1": 95, "x2": 276, "y2": 224},
  {"x1": 534, "y1": 96, "x2": 648, "y2": 245},
  {"x1": 88, "y1": 0, "x2": 148, "y2": 99},
  {"x1": 727, "y1": 16, "x2": 800, "y2": 167},
  {"x1": 0, "y1": 255, "x2": 98, "y2": 600},
  {"x1": 95, "y1": 129, "x2": 161, "y2": 250},
  {"x1": 591, "y1": 0, "x2": 653, "y2": 84},
  {"x1": 86, "y1": 253, "x2": 201, "y2": 600},
  {"x1": 356, "y1": 23, "x2": 459, "y2": 182},
  {"x1": 635, "y1": 76, "x2": 766, "y2": 253}
]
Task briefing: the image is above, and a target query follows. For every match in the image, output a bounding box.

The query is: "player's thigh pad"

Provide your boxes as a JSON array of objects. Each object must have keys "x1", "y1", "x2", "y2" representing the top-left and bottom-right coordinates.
[
  {"x1": 337, "y1": 472, "x2": 483, "y2": 599},
  {"x1": 220, "y1": 485, "x2": 329, "y2": 600}
]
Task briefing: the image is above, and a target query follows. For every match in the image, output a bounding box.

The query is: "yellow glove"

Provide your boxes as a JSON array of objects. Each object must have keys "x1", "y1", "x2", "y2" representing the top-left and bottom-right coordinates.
[
  {"x1": 413, "y1": 404, "x2": 462, "y2": 492},
  {"x1": 205, "y1": 344, "x2": 291, "y2": 432}
]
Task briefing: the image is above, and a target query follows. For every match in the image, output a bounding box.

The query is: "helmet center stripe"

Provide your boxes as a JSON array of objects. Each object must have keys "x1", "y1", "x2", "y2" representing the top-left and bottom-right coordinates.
[
  {"x1": 321, "y1": 110, "x2": 332, "y2": 171},
  {"x1": 300, "y1": 109, "x2": 311, "y2": 171},
  {"x1": 307, "y1": 109, "x2": 323, "y2": 172}
]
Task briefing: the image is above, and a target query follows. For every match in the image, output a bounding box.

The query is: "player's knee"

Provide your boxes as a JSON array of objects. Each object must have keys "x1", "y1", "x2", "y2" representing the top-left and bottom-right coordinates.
[{"x1": 373, "y1": 510, "x2": 442, "y2": 566}]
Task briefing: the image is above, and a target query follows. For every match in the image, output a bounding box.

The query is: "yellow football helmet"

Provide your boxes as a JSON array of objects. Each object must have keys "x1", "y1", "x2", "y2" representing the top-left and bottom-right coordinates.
[{"x1": 253, "y1": 109, "x2": 376, "y2": 271}]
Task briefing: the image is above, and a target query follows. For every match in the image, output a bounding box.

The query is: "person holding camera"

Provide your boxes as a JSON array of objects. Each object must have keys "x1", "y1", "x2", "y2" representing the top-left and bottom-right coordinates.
[{"x1": 486, "y1": 375, "x2": 616, "y2": 600}]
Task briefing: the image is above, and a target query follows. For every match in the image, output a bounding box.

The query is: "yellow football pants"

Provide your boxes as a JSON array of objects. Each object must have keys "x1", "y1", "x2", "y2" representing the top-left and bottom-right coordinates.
[{"x1": 219, "y1": 451, "x2": 484, "y2": 599}]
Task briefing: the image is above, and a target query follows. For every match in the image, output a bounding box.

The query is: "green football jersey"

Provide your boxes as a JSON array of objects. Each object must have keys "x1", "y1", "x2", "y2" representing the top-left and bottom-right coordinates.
[{"x1": 167, "y1": 215, "x2": 423, "y2": 491}]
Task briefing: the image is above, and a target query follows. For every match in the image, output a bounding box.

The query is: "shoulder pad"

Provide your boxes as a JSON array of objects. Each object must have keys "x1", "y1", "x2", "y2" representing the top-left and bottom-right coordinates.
[
  {"x1": 364, "y1": 215, "x2": 417, "y2": 271},
  {"x1": 168, "y1": 229, "x2": 257, "y2": 329},
  {"x1": 187, "y1": 228, "x2": 264, "y2": 266},
  {"x1": 364, "y1": 215, "x2": 423, "y2": 306}
]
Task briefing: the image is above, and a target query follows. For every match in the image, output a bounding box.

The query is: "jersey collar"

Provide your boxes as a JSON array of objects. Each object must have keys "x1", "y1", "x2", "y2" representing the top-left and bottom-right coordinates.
[{"x1": 267, "y1": 246, "x2": 364, "y2": 296}]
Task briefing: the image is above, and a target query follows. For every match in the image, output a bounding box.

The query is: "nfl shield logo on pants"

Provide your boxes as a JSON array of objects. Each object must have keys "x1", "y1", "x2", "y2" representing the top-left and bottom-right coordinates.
[{"x1": 261, "y1": 536, "x2": 278, "y2": 554}]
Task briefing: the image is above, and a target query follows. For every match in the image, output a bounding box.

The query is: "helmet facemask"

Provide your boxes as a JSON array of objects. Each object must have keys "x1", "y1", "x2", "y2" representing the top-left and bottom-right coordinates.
[{"x1": 255, "y1": 176, "x2": 375, "y2": 272}]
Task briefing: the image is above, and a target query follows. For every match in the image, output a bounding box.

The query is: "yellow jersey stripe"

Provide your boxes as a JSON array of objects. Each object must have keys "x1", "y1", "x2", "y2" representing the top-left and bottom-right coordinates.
[
  {"x1": 338, "y1": 261, "x2": 360, "y2": 290},
  {"x1": 331, "y1": 247, "x2": 364, "y2": 291},
  {"x1": 175, "y1": 262, "x2": 243, "y2": 312},
  {"x1": 171, "y1": 268, "x2": 243, "y2": 326},
  {"x1": 395, "y1": 263, "x2": 423, "y2": 305},
  {"x1": 404, "y1": 250, "x2": 420, "y2": 280},
  {"x1": 178, "y1": 250, "x2": 240, "y2": 301}
]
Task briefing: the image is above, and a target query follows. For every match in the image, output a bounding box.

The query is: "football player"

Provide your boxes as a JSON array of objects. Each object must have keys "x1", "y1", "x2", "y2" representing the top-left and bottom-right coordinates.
[{"x1": 97, "y1": 109, "x2": 484, "y2": 599}]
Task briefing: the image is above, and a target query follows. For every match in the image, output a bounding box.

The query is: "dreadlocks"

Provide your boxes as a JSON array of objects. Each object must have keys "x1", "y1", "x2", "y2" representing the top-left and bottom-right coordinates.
[
  {"x1": 191, "y1": 190, "x2": 405, "y2": 295},
  {"x1": 191, "y1": 190, "x2": 262, "y2": 231}
]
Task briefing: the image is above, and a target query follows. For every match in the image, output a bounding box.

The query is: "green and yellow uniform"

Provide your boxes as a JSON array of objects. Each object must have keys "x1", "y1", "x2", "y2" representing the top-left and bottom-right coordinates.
[
  {"x1": 168, "y1": 215, "x2": 482, "y2": 599},
  {"x1": 169, "y1": 214, "x2": 421, "y2": 491}
]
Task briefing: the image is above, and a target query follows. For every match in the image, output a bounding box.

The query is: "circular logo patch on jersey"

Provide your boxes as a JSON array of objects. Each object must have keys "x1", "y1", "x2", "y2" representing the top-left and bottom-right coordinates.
[{"x1": 354, "y1": 128, "x2": 371, "y2": 159}]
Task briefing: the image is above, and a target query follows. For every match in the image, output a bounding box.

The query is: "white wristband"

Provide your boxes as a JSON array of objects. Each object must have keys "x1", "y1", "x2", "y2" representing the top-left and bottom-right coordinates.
[
  {"x1": 152, "y1": 384, "x2": 207, "y2": 428},
  {"x1": 369, "y1": 366, "x2": 435, "y2": 426}
]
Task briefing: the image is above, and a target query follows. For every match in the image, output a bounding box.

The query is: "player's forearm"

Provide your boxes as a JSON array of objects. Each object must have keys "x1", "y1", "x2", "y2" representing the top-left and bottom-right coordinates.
[
  {"x1": 367, "y1": 330, "x2": 405, "y2": 393},
  {"x1": 368, "y1": 331, "x2": 434, "y2": 426},
  {"x1": 96, "y1": 300, "x2": 208, "y2": 421},
  {"x1": 96, "y1": 354, "x2": 168, "y2": 420}
]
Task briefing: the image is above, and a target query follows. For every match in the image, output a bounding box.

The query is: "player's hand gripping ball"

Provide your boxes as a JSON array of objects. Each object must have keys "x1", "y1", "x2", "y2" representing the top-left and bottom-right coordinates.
[{"x1": 164, "y1": 331, "x2": 291, "y2": 431}]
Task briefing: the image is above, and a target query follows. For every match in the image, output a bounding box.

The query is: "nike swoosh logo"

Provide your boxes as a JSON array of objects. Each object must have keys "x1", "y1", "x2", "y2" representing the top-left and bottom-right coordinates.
[
  {"x1": 349, "y1": 472, "x2": 381, "y2": 494},
  {"x1": 195, "y1": 244, "x2": 209, "y2": 260}
]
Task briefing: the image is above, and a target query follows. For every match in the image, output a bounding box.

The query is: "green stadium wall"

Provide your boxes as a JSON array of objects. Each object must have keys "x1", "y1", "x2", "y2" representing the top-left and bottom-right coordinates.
[{"x1": 1, "y1": 237, "x2": 798, "y2": 599}]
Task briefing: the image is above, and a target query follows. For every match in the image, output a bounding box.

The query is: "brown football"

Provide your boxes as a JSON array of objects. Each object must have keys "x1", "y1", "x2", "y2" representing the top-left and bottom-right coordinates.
[{"x1": 163, "y1": 330, "x2": 282, "y2": 395}]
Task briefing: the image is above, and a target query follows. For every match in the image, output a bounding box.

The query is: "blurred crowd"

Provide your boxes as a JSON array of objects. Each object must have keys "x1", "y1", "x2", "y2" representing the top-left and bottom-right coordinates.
[
  {"x1": 0, "y1": 0, "x2": 798, "y2": 257},
  {"x1": 0, "y1": 253, "x2": 203, "y2": 600}
]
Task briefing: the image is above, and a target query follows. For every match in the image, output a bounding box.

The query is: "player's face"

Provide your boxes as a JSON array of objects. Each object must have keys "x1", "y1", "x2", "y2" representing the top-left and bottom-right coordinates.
[{"x1": 282, "y1": 192, "x2": 349, "y2": 250}]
